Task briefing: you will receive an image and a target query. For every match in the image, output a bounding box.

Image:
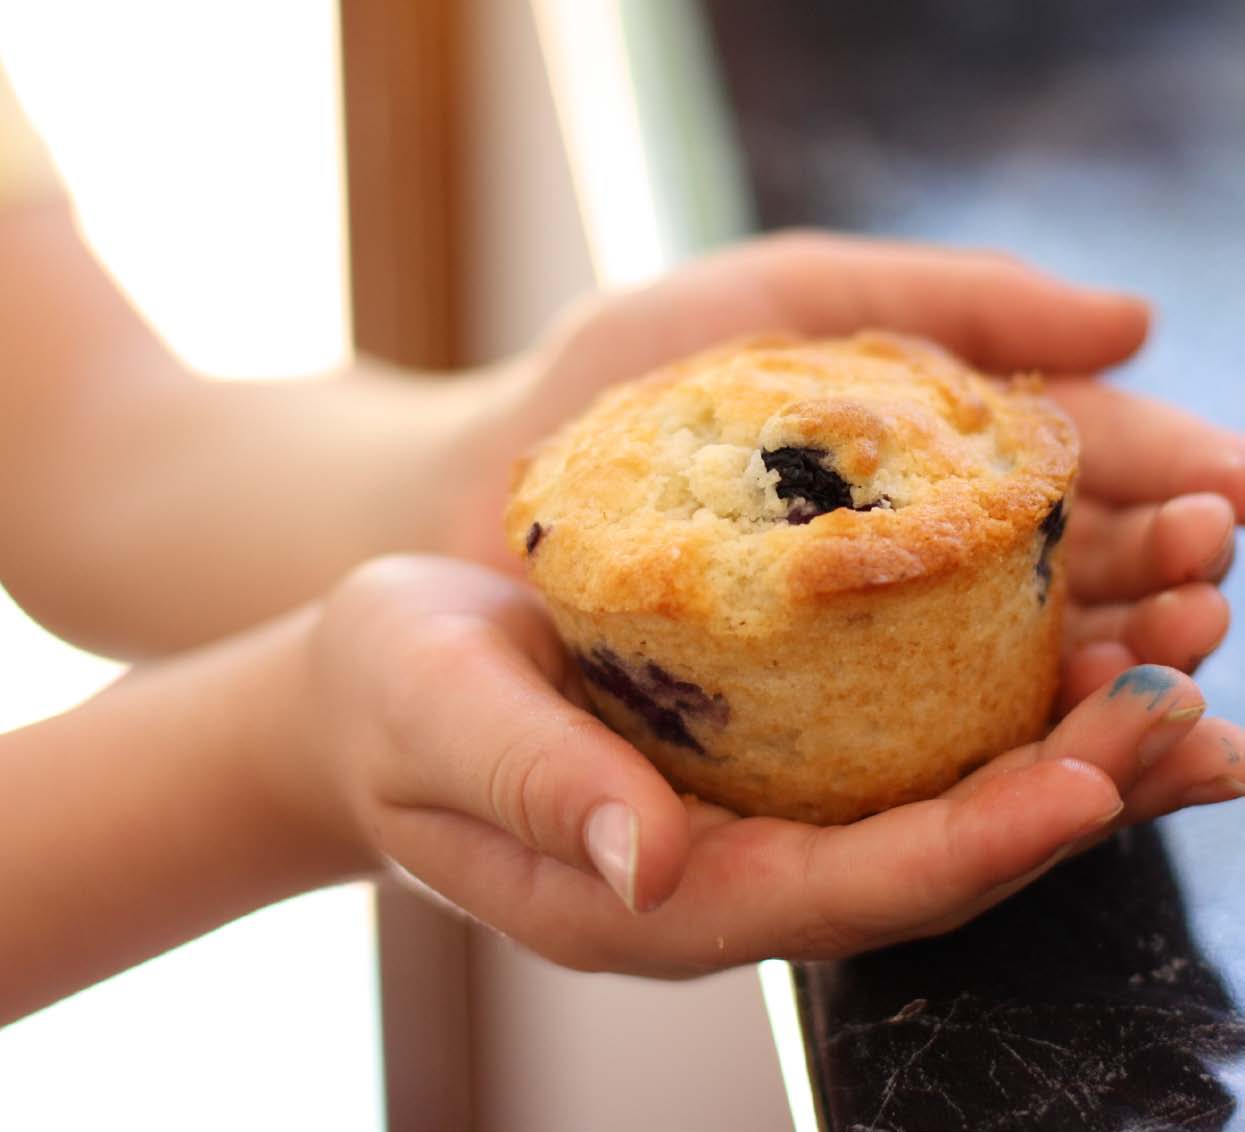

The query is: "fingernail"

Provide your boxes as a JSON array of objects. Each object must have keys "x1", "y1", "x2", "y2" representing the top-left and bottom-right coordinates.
[
  {"x1": 1082, "y1": 286, "x2": 1147, "y2": 309},
  {"x1": 1036, "y1": 798, "x2": 1123, "y2": 873},
  {"x1": 1178, "y1": 776, "x2": 1245, "y2": 808},
  {"x1": 1137, "y1": 703, "x2": 1207, "y2": 768},
  {"x1": 1077, "y1": 799, "x2": 1125, "y2": 837},
  {"x1": 1197, "y1": 533, "x2": 1236, "y2": 581},
  {"x1": 585, "y1": 802, "x2": 638, "y2": 913},
  {"x1": 1108, "y1": 664, "x2": 1178, "y2": 706}
]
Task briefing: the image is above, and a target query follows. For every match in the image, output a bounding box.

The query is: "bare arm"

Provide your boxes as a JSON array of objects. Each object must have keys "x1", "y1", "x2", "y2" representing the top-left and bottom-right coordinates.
[
  {"x1": 0, "y1": 70, "x2": 499, "y2": 654},
  {"x1": 0, "y1": 199, "x2": 489, "y2": 656},
  {"x1": 6, "y1": 553, "x2": 1240, "y2": 1025},
  {"x1": 8, "y1": 201, "x2": 1245, "y2": 673},
  {"x1": 0, "y1": 607, "x2": 373, "y2": 1025}
]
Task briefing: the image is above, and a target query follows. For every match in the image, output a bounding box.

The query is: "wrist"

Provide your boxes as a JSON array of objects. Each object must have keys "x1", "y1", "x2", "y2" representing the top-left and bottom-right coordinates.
[
  {"x1": 240, "y1": 607, "x2": 385, "y2": 883},
  {"x1": 425, "y1": 359, "x2": 543, "y2": 572},
  {"x1": 343, "y1": 361, "x2": 504, "y2": 565}
]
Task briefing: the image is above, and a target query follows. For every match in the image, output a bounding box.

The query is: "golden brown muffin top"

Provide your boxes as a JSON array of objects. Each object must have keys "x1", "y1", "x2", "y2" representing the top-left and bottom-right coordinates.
[{"x1": 506, "y1": 333, "x2": 1078, "y2": 630}]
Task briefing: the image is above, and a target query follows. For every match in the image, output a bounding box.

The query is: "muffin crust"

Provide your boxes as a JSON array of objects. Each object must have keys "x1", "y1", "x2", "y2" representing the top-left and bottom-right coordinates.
[
  {"x1": 507, "y1": 333, "x2": 1077, "y2": 823},
  {"x1": 509, "y1": 333, "x2": 1076, "y2": 628}
]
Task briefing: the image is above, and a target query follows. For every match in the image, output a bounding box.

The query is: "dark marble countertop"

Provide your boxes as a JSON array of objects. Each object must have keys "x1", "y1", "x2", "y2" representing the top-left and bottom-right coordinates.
[
  {"x1": 706, "y1": 2, "x2": 1245, "y2": 1127},
  {"x1": 795, "y1": 818, "x2": 1245, "y2": 1131}
]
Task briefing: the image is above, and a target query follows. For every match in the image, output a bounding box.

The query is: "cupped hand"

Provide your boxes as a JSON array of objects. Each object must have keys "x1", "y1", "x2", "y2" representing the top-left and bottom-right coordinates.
[
  {"x1": 309, "y1": 556, "x2": 1243, "y2": 977},
  {"x1": 450, "y1": 231, "x2": 1154, "y2": 570},
  {"x1": 449, "y1": 231, "x2": 1240, "y2": 684}
]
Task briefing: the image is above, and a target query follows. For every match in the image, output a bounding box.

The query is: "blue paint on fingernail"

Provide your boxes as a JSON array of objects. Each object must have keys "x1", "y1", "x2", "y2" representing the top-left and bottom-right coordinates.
[{"x1": 1108, "y1": 665, "x2": 1177, "y2": 709}]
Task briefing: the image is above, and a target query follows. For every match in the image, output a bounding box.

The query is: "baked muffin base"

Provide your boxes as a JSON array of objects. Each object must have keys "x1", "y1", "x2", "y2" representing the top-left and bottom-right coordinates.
[{"x1": 550, "y1": 530, "x2": 1066, "y2": 825}]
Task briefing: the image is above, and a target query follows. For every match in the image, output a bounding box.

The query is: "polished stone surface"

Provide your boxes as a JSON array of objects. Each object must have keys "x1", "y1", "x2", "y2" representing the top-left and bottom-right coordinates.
[
  {"x1": 796, "y1": 823, "x2": 1245, "y2": 1131},
  {"x1": 708, "y1": 1, "x2": 1245, "y2": 1127}
]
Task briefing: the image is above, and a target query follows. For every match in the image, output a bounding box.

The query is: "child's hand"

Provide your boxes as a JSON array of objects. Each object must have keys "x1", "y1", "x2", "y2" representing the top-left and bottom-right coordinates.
[
  {"x1": 444, "y1": 232, "x2": 1239, "y2": 687},
  {"x1": 307, "y1": 556, "x2": 1242, "y2": 976},
  {"x1": 447, "y1": 232, "x2": 1158, "y2": 570}
]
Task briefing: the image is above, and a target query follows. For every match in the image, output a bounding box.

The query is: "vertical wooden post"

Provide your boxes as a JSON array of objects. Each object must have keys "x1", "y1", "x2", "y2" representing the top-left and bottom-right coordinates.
[
  {"x1": 339, "y1": 3, "x2": 471, "y2": 1129},
  {"x1": 340, "y1": 0, "x2": 460, "y2": 369}
]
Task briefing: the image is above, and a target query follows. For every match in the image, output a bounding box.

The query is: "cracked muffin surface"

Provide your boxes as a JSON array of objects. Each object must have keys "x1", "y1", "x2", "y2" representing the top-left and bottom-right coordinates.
[
  {"x1": 508, "y1": 333, "x2": 1076, "y2": 630},
  {"x1": 506, "y1": 333, "x2": 1078, "y2": 823}
]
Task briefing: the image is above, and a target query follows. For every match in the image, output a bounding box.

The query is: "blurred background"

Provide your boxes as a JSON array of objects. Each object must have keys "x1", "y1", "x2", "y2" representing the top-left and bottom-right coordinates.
[
  {"x1": 0, "y1": 4, "x2": 382, "y2": 1132},
  {"x1": 1, "y1": 2, "x2": 1241, "y2": 1130},
  {"x1": 705, "y1": 0, "x2": 1245, "y2": 714}
]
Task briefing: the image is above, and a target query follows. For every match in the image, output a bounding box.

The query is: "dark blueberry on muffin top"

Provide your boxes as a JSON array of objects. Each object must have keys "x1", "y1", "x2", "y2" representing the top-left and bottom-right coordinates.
[
  {"x1": 762, "y1": 446, "x2": 856, "y2": 514},
  {"x1": 762, "y1": 446, "x2": 890, "y2": 522}
]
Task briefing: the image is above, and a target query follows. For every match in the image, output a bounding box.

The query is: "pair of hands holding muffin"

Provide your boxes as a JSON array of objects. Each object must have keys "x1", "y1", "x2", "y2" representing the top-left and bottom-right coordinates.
[
  {"x1": 326, "y1": 234, "x2": 1243, "y2": 974},
  {"x1": 3, "y1": 220, "x2": 1242, "y2": 1020}
]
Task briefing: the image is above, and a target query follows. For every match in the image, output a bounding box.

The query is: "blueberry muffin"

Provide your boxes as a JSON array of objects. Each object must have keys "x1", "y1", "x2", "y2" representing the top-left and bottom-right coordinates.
[{"x1": 506, "y1": 333, "x2": 1077, "y2": 824}]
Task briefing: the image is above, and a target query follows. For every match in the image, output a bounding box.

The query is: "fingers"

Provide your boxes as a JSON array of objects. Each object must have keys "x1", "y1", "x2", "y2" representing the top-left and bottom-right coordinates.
[
  {"x1": 382, "y1": 612, "x2": 691, "y2": 913},
  {"x1": 371, "y1": 665, "x2": 1217, "y2": 976},
  {"x1": 748, "y1": 233, "x2": 1150, "y2": 374},
  {"x1": 1068, "y1": 493, "x2": 1237, "y2": 604},
  {"x1": 386, "y1": 757, "x2": 1123, "y2": 973},
  {"x1": 1119, "y1": 717, "x2": 1245, "y2": 823},
  {"x1": 952, "y1": 661, "x2": 1204, "y2": 802},
  {"x1": 1039, "y1": 661, "x2": 1244, "y2": 843},
  {"x1": 1050, "y1": 660, "x2": 1245, "y2": 837},
  {"x1": 774, "y1": 758, "x2": 1122, "y2": 952},
  {"x1": 943, "y1": 664, "x2": 1216, "y2": 895},
  {"x1": 1049, "y1": 383, "x2": 1245, "y2": 520},
  {"x1": 540, "y1": 232, "x2": 1149, "y2": 415},
  {"x1": 1059, "y1": 641, "x2": 1136, "y2": 711},
  {"x1": 325, "y1": 557, "x2": 691, "y2": 914},
  {"x1": 1068, "y1": 583, "x2": 1231, "y2": 671},
  {"x1": 1034, "y1": 664, "x2": 1205, "y2": 791}
]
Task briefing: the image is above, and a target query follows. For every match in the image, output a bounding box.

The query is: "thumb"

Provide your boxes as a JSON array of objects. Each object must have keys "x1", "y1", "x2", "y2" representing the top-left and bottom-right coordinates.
[{"x1": 389, "y1": 614, "x2": 690, "y2": 913}]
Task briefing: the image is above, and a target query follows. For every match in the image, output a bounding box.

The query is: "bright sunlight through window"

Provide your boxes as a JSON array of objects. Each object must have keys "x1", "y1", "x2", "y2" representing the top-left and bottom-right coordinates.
[{"x1": 0, "y1": 4, "x2": 382, "y2": 1130}]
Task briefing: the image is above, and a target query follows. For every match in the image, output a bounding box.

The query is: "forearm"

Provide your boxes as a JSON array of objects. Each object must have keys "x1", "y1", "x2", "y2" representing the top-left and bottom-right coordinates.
[
  {"x1": 0, "y1": 609, "x2": 374, "y2": 1024},
  {"x1": 0, "y1": 201, "x2": 504, "y2": 655},
  {"x1": 0, "y1": 86, "x2": 501, "y2": 654}
]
